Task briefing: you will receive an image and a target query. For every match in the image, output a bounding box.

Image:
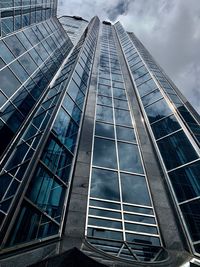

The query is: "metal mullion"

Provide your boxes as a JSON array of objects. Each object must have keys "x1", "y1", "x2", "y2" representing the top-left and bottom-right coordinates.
[
  {"x1": 178, "y1": 196, "x2": 200, "y2": 206},
  {"x1": 150, "y1": 112, "x2": 174, "y2": 126}
]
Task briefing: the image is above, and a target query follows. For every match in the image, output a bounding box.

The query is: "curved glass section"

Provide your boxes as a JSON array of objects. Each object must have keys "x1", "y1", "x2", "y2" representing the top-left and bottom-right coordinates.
[
  {"x1": 86, "y1": 23, "x2": 163, "y2": 263},
  {"x1": 115, "y1": 21, "x2": 200, "y2": 256}
]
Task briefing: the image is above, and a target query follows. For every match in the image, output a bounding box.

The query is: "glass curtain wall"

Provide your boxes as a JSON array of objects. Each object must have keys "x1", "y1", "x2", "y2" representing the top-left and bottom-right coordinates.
[
  {"x1": 0, "y1": 17, "x2": 99, "y2": 252},
  {"x1": 115, "y1": 21, "x2": 200, "y2": 256},
  {"x1": 86, "y1": 22, "x2": 163, "y2": 262}
]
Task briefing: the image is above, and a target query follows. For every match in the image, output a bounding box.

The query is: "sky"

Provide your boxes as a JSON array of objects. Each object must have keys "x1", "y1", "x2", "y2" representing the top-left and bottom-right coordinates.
[{"x1": 58, "y1": 0, "x2": 200, "y2": 114}]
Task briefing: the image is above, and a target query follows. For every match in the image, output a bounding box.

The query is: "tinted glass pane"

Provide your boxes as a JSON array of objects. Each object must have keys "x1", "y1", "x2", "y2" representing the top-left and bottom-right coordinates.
[
  {"x1": 145, "y1": 98, "x2": 172, "y2": 123},
  {"x1": 121, "y1": 173, "x2": 151, "y2": 205},
  {"x1": 137, "y1": 79, "x2": 157, "y2": 97},
  {"x1": 95, "y1": 122, "x2": 114, "y2": 139},
  {"x1": 114, "y1": 99, "x2": 128, "y2": 109},
  {"x1": 118, "y1": 143, "x2": 143, "y2": 174},
  {"x1": 88, "y1": 218, "x2": 122, "y2": 229},
  {"x1": 126, "y1": 233, "x2": 160, "y2": 246},
  {"x1": 151, "y1": 114, "x2": 181, "y2": 139},
  {"x1": 123, "y1": 205, "x2": 153, "y2": 215},
  {"x1": 157, "y1": 130, "x2": 198, "y2": 170},
  {"x1": 97, "y1": 95, "x2": 112, "y2": 106},
  {"x1": 169, "y1": 162, "x2": 200, "y2": 202},
  {"x1": 181, "y1": 199, "x2": 200, "y2": 242},
  {"x1": 96, "y1": 105, "x2": 113, "y2": 123},
  {"x1": 90, "y1": 168, "x2": 120, "y2": 201},
  {"x1": 124, "y1": 214, "x2": 156, "y2": 224},
  {"x1": 88, "y1": 228, "x2": 123, "y2": 240},
  {"x1": 135, "y1": 72, "x2": 151, "y2": 85},
  {"x1": 89, "y1": 208, "x2": 121, "y2": 219},
  {"x1": 125, "y1": 223, "x2": 158, "y2": 234},
  {"x1": 0, "y1": 67, "x2": 21, "y2": 97},
  {"x1": 113, "y1": 88, "x2": 126, "y2": 99},
  {"x1": 116, "y1": 126, "x2": 136, "y2": 142},
  {"x1": 115, "y1": 109, "x2": 132, "y2": 126},
  {"x1": 89, "y1": 200, "x2": 121, "y2": 210},
  {"x1": 132, "y1": 65, "x2": 148, "y2": 79},
  {"x1": 141, "y1": 89, "x2": 162, "y2": 107},
  {"x1": 98, "y1": 84, "x2": 111, "y2": 97}
]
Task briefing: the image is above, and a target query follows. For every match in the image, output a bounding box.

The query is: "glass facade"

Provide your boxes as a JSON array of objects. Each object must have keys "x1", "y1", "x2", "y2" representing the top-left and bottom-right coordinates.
[
  {"x1": 115, "y1": 21, "x2": 200, "y2": 257},
  {"x1": 0, "y1": 7, "x2": 100, "y2": 253},
  {"x1": 86, "y1": 23, "x2": 163, "y2": 262},
  {"x1": 0, "y1": 7, "x2": 200, "y2": 266},
  {"x1": 59, "y1": 16, "x2": 88, "y2": 45}
]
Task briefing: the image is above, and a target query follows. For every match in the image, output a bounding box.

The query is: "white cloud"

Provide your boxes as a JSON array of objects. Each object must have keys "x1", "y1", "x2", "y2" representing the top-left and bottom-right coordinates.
[{"x1": 58, "y1": 0, "x2": 200, "y2": 114}]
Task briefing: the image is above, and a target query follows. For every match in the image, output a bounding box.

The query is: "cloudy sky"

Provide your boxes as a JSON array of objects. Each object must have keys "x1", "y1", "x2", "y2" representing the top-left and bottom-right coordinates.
[{"x1": 58, "y1": 0, "x2": 200, "y2": 114}]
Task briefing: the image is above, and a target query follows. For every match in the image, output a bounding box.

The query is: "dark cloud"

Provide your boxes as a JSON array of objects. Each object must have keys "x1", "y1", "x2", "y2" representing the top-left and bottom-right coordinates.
[
  {"x1": 107, "y1": 0, "x2": 130, "y2": 21},
  {"x1": 57, "y1": 0, "x2": 200, "y2": 114}
]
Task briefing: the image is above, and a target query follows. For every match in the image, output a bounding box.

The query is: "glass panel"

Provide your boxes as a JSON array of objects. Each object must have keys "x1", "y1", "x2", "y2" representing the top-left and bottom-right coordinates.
[
  {"x1": 135, "y1": 72, "x2": 151, "y2": 85},
  {"x1": 96, "y1": 105, "x2": 113, "y2": 123},
  {"x1": 123, "y1": 205, "x2": 153, "y2": 215},
  {"x1": 113, "y1": 88, "x2": 126, "y2": 100},
  {"x1": 0, "y1": 67, "x2": 21, "y2": 97},
  {"x1": 98, "y1": 84, "x2": 111, "y2": 97},
  {"x1": 89, "y1": 200, "x2": 121, "y2": 210},
  {"x1": 93, "y1": 137, "x2": 117, "y2": 169},
  {"x1": 151, "y1": 114, "x2": 181, "y2": 140},
  {"x1": 97, "y1": 95, "x2": 112, "y2": 106},
  {"x1": 141, "y1": 89, "x2": 162, "y2": 107},
  {"x1": 145, "y1": 98, "x2": 172, "y2": 123},
  {"x1": 114, "y1": 99, "x2": 128, "y2": 109},
  {"x1": 126, "y1": 233, "x2": 160, "y2": 246},
  {"x1": 181, "y1": 199, "x2": 200, "y2": 242},
  {"x1": 169, "y1": 161, "x2": 200, "y2": 202},
  {"x1": 88, "y1": 228, "x2": 123, "y2": 240},
  {"x1": 125, "y1": 223, "x2": 158, "y2": 234},
  {"x1": 95, "y1": 122, "x2": 114, "y2": 139},
  {"x1": 53, "y1": 108, "x2": 79, "y2": 153},
  {"x1": 89, "y1": 208, "x2": 121, "y2": 219},
  {"x1": 90, "y1": 168, "x2": 120, "y2": 201},
  {"x1": 124, "y1": 214, "x2": 156, "y2": 224},
  {"x1": 157, "y1": 130, "x2": 198, "y2": 170},
  {"x1": 26, "y1": 165, "x2": 65, "y2": 221},
  {"x1": 115, "y1": 109, "x2": 132, "y2": 126},
  {"x1": 121, "y1": 173, "x2": 151, "y2": 205},
  {"x1": 88, "y1": 218, "x2": 122, "y2": 229},
  {"x1": 137, "y1": 79, "x2": 157, "y2": 97},
  {"x1": 118, "y1": 142, "x2": 143, "y2": 174},
  {"x1": 116, "y1": 126, "x2": 136, "y2": 142},
  {"x1": 132, "y1": 65, "x2": 148, "y2": 79}
]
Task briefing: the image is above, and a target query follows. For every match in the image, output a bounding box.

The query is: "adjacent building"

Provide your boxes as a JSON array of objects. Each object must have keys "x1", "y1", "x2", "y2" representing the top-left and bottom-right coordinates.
[{"x1": 0, "y1": 2, "x2": 200, "y2": 267}]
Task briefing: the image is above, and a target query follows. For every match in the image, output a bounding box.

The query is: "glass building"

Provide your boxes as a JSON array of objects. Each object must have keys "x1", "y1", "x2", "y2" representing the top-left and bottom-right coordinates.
[{"x1": 0, "y1": 2, "x2": 200, "y2": 267}]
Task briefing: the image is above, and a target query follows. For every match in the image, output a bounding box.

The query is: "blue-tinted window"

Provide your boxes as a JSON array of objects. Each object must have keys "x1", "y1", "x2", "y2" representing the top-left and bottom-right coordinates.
[
  {"x1": 88, "y1": 228, "x2": 123, "y2": 240},
  {"x1": 141, "y1": 89, "x2": 162, "y2": 107},
  {"x1": 0, "y1": 67, "x2": 21, "y2": 97},
  {"x1": 96, "y1": 105, "x2": 113, "y2": 123},
  {"x1": 181, "y1": 199, "x2": 200, "y2": 242},
  {"x1": 157, "y1": 130, "x2": 198, "y2": 170},
  {"x1": 145, "y1": 98, "x2": 172, "y2": 123},
  {"x1": 124, "y1": 214, "x2": 156, "y2": 224},
  {"x1": 137, "y1": 79, "x2": 157, "y2": 97},
  {"x1": 93, "y1": 138, "x2": 117, "y2": 169},
  {"x1": 115, "y1": 109, "x2": 132, "y2": 126},
  {"x1": 88, "y1": 217, "x2": 122, "y2": 229},
  {"x1": 95, "y1": 122, "x2": 115, "y2": 139},
  {"x1": 169, "y1": 161, "x2": 200, "y2": 202},
  {"x1": 113, "y1": 88, "x2": 126, "y2": 99},
  {"x1": 121, "y1": 173, "x2": 150, "y2": 205},
  {"x1": 89, "y1": 208, "x2": 121, "y2": 219},
  {"x1": 125, "y1": 223, "x2": 158, "y2": 234},
  {"x1": 90, "y1": 168, "x2": 120, "y2": 201},
  {"x1": 116, "y1": 126, "x2": 136, "y2": 142},
  {"x1": 151, "y1": 114, "x2": 181, "y2": 139},
  {"x1": 97, "y1": 95, "x2": 112, "y2": 106},
  {"x1": 118, "y1": 143, "x2": 143, "y2": 174}
]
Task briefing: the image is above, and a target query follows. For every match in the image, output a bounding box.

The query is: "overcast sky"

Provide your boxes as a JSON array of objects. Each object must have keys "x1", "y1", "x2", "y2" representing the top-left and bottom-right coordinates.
[{"x1": 58, "y1": 0, "x2": 200, "y2": 114}]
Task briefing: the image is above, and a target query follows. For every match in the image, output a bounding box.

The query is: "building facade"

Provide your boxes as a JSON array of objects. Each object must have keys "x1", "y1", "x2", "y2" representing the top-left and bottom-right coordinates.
[{"x1": 0, "y1": 2, "x2": 200, "y2": 266}]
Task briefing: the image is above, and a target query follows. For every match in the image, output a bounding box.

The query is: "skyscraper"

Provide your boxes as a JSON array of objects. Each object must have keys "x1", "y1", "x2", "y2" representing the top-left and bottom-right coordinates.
[{"x1": 0, "y1": 3, "x2": 200, "y2": 266}]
